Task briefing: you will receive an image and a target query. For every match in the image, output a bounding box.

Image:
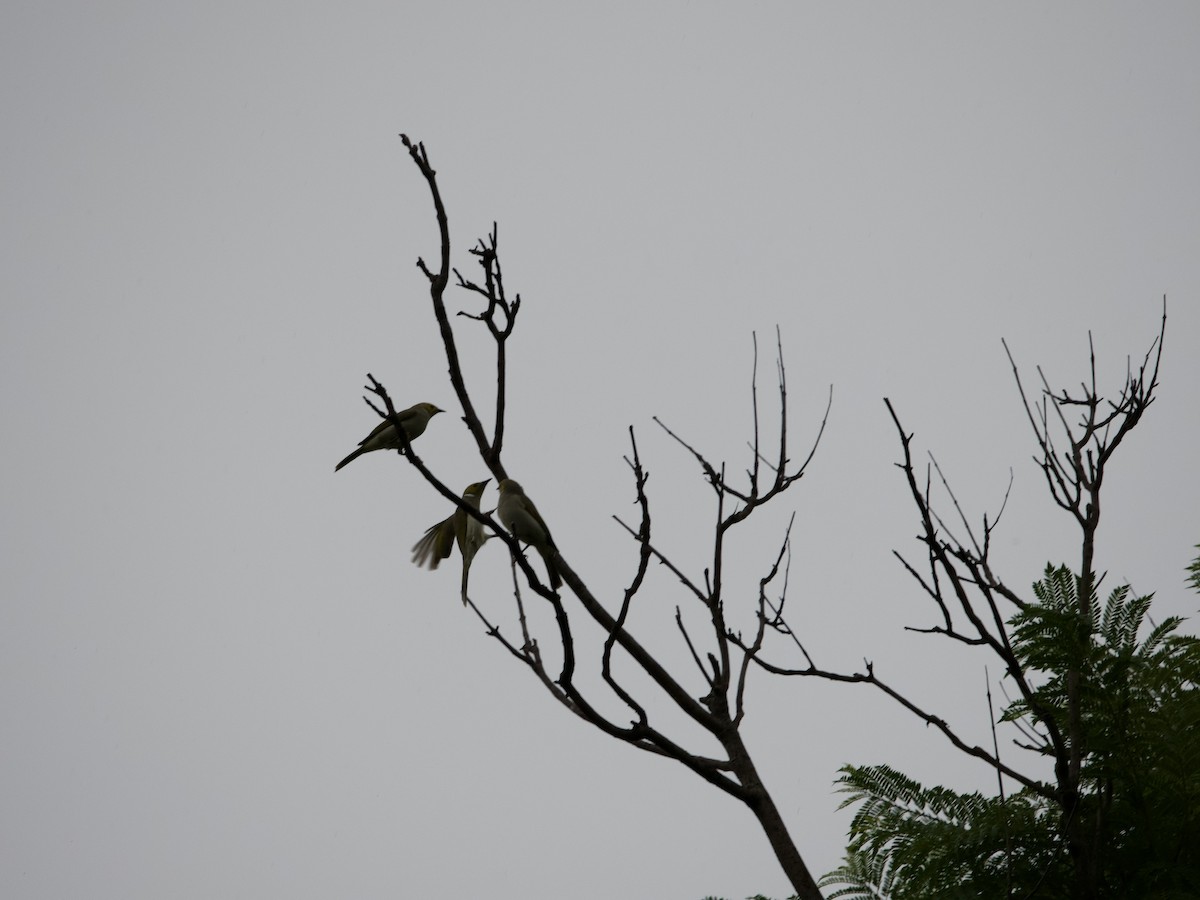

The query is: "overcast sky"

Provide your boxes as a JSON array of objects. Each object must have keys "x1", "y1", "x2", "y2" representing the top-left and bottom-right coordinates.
[{"x1": 3, "y1": 4, "x2": 1199, "y2": 899}]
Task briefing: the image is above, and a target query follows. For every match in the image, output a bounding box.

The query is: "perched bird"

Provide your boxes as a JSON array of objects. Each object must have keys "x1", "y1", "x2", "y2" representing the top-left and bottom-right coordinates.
[
  {"x1": 335, "y1": 402, "x2": 443, "y2": 471},
  {"x1": 496, "y1": 478, "x2": 561, "y2": 590},
  {"x1": 411, "y1": 479, "x2": 491, "y2": 605}
]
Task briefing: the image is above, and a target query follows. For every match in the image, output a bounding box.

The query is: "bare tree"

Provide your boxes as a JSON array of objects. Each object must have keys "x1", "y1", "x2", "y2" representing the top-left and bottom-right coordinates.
[
  {"x1": 350, "y1": 136, "x2": 832, "y2": 899},
  {"x1": 351, "y1": 135, "x2": 1168, "y2": 899},
  {"x1": 740, "y1": 302, "x2": 1167, "y2": 900}
]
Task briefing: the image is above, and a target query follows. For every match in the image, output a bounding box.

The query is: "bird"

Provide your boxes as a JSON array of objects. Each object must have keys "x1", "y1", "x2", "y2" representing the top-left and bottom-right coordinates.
[
  {"x1": 496, "y1": 478, "x2": 561, "y2": 590},
  {"x1": 335, "y1": 402, "x2": 443, "y2": 471},
  {"x1": 411, "y1": 480, "x2": 490, "y2": 605}
]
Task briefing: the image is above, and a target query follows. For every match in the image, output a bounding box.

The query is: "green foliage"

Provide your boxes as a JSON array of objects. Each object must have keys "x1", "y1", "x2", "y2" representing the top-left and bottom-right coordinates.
[
  {"x1": 822, "y1": 557, "x2": 1200, "y2": 899},
  {"x1": 820, "y1": 765, "x2": 1063, "y2": 899}
]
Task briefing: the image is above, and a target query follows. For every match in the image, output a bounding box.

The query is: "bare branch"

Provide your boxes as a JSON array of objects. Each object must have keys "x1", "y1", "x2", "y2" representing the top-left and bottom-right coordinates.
[
  {"x1": 398, "y1": 136, "x2": 499, "y2": 471},
  {"x1": 738, "y1": 646, "x2": 1051, "y2": 798}
]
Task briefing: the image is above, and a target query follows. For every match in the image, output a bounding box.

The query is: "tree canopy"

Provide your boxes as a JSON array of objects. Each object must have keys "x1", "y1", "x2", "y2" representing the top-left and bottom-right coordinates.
[{"x1": 821, "y1": 560, "x2": 1200, "y2": 899}]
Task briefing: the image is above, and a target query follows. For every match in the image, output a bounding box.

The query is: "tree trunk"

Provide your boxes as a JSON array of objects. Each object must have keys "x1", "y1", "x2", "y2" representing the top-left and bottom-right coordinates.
[{"x1": 724, "y1": 731, "x2": 824, "y2": 900}]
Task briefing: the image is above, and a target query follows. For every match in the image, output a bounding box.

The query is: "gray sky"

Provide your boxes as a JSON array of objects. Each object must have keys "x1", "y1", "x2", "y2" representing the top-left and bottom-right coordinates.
[{"x1": 3, "y1": 3, "x2": 1198, "y2": 898}]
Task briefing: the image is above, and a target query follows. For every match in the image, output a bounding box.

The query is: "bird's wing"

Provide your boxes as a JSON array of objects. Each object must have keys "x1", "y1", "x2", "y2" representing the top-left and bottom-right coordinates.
[
  {"x1": 523, "y1": 496, "x2": 554, "y2": 545},
  {"x1": 411, "y1": 516, "x2": 455, "y2": 568},
  {"x1": 359, "y1": 417, "x2": 395, "y2": 447}
]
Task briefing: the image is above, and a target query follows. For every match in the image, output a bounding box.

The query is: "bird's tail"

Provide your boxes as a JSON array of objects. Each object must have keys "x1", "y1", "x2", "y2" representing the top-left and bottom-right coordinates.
[
  {"x1": 460, "y1": 559, "x2": 470, "y2": 606},
  {"x1": 334, "y1": 446, "x2": 366, "y2": 471},
  {"x1": 539, "y1": 547, "x2": 562, "y2": 590}
]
